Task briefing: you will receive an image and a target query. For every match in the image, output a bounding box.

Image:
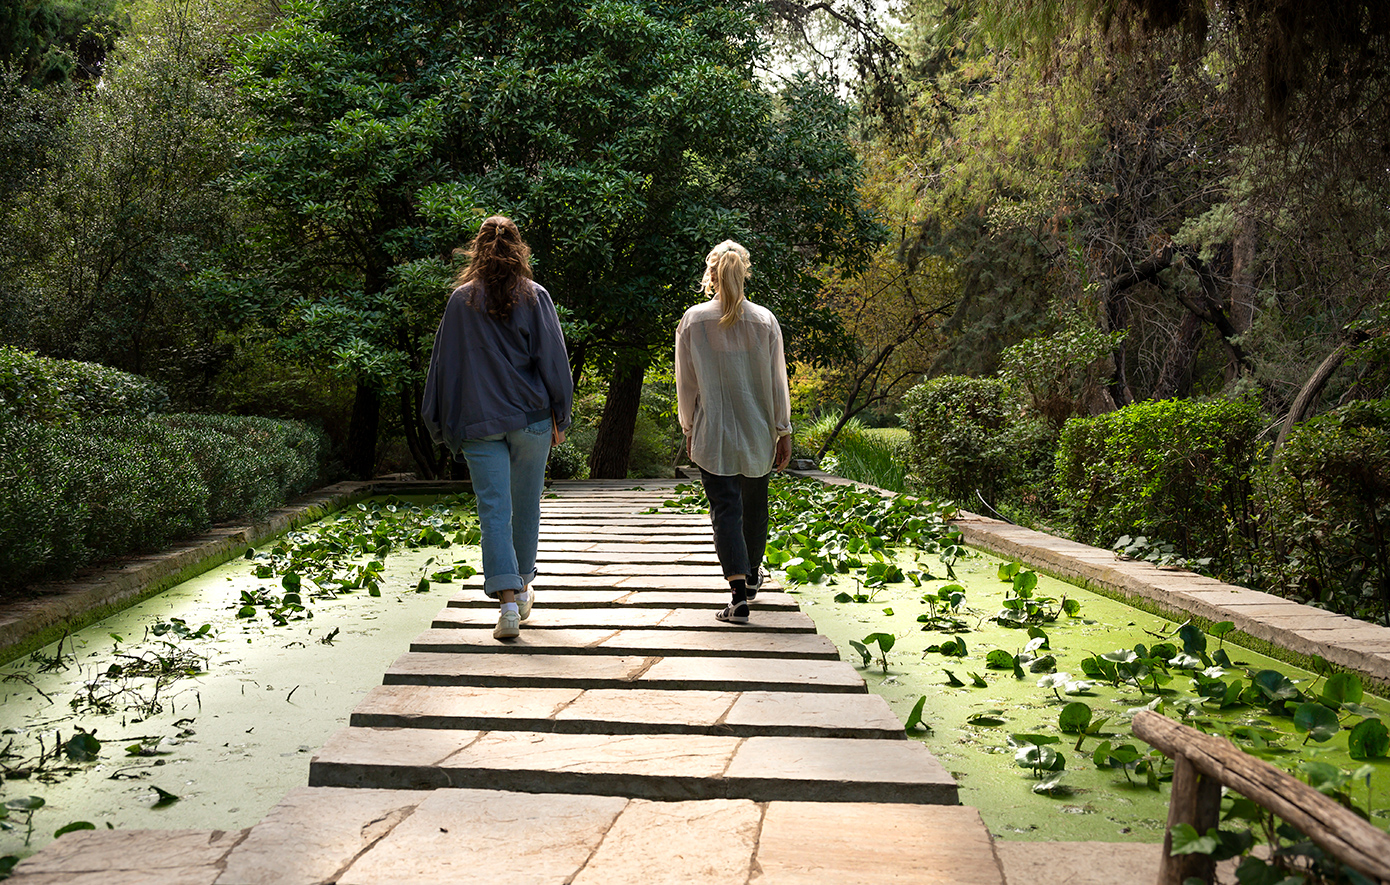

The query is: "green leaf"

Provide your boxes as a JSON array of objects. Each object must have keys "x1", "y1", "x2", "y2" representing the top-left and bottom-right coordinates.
[
  {"x1": 150, "y1": 787, "x2": 180, "y2": 807},
  {"x1": 1349, "y1": 718, "x2": 1390, "y2": 759},
  {"x1": 1058, "y1": 702, "x2": 1093, "y2": 734},
  {"x1": 63, "y1": 731, "x2": 101, "y2": 762},
  {"x1": 1320, "y1": 672, "x2": 1364, "y2": 707},
  {"x1": 986, "y1": 649, "x2": 1014, "y2": 669},
  {"x1": 1168, "y1": 823, "x2": 1220, "y2": 856},
  {"x1": 4, "y1": 797, "x2": 43, "y2": 812},
  {"x1": 905, "y1": 695, "x2": 929, "y2": 730},
  {"x1": 54, "y1": 821, "x2": 96, "y2": 838},
  {"x1": 969, "y1": 672, "x2": 988, "y2": 687},
  {"x1": 942, "y1": 669, "x2": 965, "y2": 686},
  {"x1": 848, "y1": 640, "x2": 871, "y2": 667},
  {"x1": 863, "y1": 632, "x2": 895, "y2": 654},
  {"x1": 1293, "y1": 702, "x2": 1340, "y2": 742}
]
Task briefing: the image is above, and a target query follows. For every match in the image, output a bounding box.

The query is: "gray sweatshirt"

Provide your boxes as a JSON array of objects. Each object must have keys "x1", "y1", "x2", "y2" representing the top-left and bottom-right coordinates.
[{"x1": 421, "y1": 281, "x2": 573, "y2": 452}]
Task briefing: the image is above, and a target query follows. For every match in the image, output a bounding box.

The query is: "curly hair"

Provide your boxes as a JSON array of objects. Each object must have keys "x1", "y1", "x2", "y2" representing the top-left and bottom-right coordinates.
[
  {"x1": 700, "y1": 240, "x2": 751, "y2": 326},
  {"x1": 454, "y1": 215, "x2": 535, "y2": 322}
]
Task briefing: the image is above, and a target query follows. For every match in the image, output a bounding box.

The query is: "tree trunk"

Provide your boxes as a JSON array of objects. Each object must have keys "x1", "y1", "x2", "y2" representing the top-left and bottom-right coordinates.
[
  {"x1": 588, "y1": 357, "x2": 648, "y2": 479},
  {"x1": 400, "y1": 384, "x2": 440, "y2": 480},
  {"x1": 1151, "y1": 312, "x2": 1204, "y2": 401},
  {"x1": 1273, "y1": 335, "x2": 1367, "y2": 453},
  {"x1": 346, "y1": 381, "x2": 380, "y2": 480}
]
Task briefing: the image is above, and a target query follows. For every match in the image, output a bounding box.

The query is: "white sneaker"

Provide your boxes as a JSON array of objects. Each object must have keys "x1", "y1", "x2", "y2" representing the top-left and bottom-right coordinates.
[
  {"x1": 517, "y1": 588, "x2": 533, "y2": 621},
  {"x1": 493, "y1": 609, "x2": 520, "y2": 640}
]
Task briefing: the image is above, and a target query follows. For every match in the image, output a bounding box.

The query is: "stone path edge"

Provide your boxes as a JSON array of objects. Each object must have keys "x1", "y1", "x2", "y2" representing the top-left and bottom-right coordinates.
[
  {"x1": 792, "y1": 469, "x2": 1390, "y2": 695},
  {"x1": 0, "y1": 480, "x2": 474, "y2": 666}
]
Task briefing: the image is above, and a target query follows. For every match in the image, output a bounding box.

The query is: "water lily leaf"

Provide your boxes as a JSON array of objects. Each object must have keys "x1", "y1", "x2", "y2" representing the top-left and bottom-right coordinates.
[
  {"x1": 1293, "y1": 702, "x2": 1340, "y2": 743},
  {"x1": 1349, "y1": 718, "x2": 1390, "y2": 759},
  {"x1": 967, "y1": 710, "x2": 1006, "y2": 726},
  {"x1": 1058, "y1": 702, "x2": 1093, "y2": 734},
  {"x1": 1343, "y1": 702, "x2": 1379, "y2": 719},
  {"x1": 1029, "y1": 654, "x2": 1057, "y2": 673},
  {"x1": 847, "y1": 640, "x2": 871, "y2": 667},
  {"x1": 1252, "y1": 669, "x2": 1301, "y2": 704},
  {"x1": 63, "y1": 731, "x2": 101, "y2": 762},
  {"x1": 1321, "y1": 672, "x2": 1364, "y2": 707},
  {"x1": 4, "y1": 797, "x2": 43, "y2": 812},
  {"x1": 1033, "y1": 772, "x2": 1069, "y2": 795},
  {"x1": 1210, "y1": 621, "x2": 1235, "y2": 638},
  {"x1": 904, "y1": 695, "x2": 929, "y2": 731},
  {"x1": 150, "y1": 787, "x2": 180, "y2": 808},
  {"x1": 1013, "y1": 571, "x2": 1038, "y2": 596},
  {"x1": 863, "y1": 632, "x2": 895, "y2": 654},
  {"x1": 942, "y1": 669, "x2": 965, "y2": 686},
  {"x1": 1299, "y1": 760, "x2": 1348, "y2": 795},
  {"x1": 1175, "y1": 622, "x2": 1207, "y2": 656},
  {"x1": 969, "y1": 672, "x2": 988, "y2": 688},
  {"x1": 1011, "y1": 733, "x2": 1061, "y2": 746},
  {"x1": 998, "y1": 561, "x2": 1021, "y2": 581},
  {"x1": 54, "y1": 821, "x2": 95, "y2": 838}
]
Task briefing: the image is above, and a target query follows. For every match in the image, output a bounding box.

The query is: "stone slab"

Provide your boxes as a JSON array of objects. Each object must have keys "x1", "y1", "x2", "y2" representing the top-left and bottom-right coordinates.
[
  {"x1": 538, "y1": 542, "x2": 714, "y2": 555},
  {"x1": 383, "y1": 651, "x2": 864, "y2": 693},
  {"x1": 446, "y1": 588, "x2": 801, "y2": 611},
  {"x1": 724, "y1": 691, "x2": 907, "y2": 739},
  {"x1": 310, "y1": 728, "x2": 957, "y2": 803},
  {"x1": 535, "y1": 550, "x2": 720, "y2": 564},
  {"x1": 570, "y1": 798, "x2": 761, "y2": 885},
  {"x1": 350, "y1": 684, "x2": 585, "y2": 731},
  {"x1": 217, "y1": 787, "x2": 421, "y2": 885},
  {"x1": 637, "y1": 655, "x2": 866, "y2": 693},
  {"x1": 540, "y1": 562, "x2": 723, "y2": 577},
  {"x1": 337, "y1": 789, "x2": 628, "y2": 885},
  {"x1": 430, "y1": 606, "x2": 817, "y2": 633},
  {"x1": 382, "y1": 651, "x2": 653, "y2": 688},
  {"x1": 407, "y1": 627, "x2": 840, "y2": 659},
  {"x1": 756, "y1": 802, "x2": 999, "y2": 884},
  {"x1": 724, "y1": 736, "x2": 957, "y2": 804},
  {"x1": 8, "y1": 828, "x2": 248, "y2": 885}
]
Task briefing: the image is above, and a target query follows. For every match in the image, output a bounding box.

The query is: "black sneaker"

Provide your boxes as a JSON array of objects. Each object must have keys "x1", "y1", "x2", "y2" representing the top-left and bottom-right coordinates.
[{"x1": 745, "y1": 568, "x2": 763, "y2": 601}]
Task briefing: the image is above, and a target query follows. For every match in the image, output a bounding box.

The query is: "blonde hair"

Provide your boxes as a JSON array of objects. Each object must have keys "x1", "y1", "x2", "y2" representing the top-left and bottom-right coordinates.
[{"x1": 701, "y1": 240, "x2": 750, "y2": 326}]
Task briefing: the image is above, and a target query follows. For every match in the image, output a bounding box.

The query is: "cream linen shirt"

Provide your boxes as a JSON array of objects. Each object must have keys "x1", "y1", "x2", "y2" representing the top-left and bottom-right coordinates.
[{"x1": 675, "y1": 298, "x2": 793, "y2": 477}]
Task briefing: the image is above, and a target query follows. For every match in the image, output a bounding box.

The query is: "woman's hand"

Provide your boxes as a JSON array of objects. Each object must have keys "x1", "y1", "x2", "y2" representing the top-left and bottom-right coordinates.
[
  {"x1": 775, "y1": 434, "x2": 792, "y2": 471},
  {"x1": 552, "y1": 417, "x2": 566, "y2": 447}
]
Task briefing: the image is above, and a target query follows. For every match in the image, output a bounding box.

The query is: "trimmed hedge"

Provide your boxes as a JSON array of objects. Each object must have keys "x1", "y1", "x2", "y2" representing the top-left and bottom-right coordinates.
[
  {"x1": 0, "y1": 345, "x2": 168, "y2": 423},
  {"x1": 0, "y1": 413, "x2": 328, "y2": 595},
  {"x1": 1055, "y1": 397, "x2": 1263, "y2": 570},
  {"x1": 0, "y1": 349, "x2": 329, "y2": 597}
]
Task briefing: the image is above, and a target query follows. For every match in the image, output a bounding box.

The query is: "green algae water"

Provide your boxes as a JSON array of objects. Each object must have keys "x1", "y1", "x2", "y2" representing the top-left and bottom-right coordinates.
[
  {"x1": 787, "y1": 549, "x2": 1390, "y2": 842},
  {"x1": 0, "y1": 496, "x2": 481, "y2": 858}
]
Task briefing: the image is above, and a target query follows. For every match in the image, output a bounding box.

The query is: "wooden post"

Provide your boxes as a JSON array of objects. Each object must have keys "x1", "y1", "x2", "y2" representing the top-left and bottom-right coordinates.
[{"x1": 1158, "y1": 754, "x2": 1223, "y2": 885}]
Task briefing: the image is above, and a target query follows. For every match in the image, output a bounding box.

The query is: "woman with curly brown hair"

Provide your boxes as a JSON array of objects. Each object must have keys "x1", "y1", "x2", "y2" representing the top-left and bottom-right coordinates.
[{"x1": 422, "y1": 216, "x2": 573, "y2": 640}]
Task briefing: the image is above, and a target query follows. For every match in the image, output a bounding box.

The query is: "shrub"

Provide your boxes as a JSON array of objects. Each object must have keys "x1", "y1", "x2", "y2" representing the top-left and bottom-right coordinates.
[
  {"x1": 795, "y1": 412, "x2": 867, "y2": 461},
  {"x1": 0, "y1": 345, "x2": 168, "y2": 424},
  {"x1": 0, "y1": 413, "x2": 328, "y2": 597},
  {"x1": 901, "y1": 375, "x2": 1053, "y2": 508},
  {"x1": 1256, "y1": 400, "x2": 1390, "y2": 622},
  {"x1": 1055, "y1": 396, "x2": 1263, "y2": 571}
]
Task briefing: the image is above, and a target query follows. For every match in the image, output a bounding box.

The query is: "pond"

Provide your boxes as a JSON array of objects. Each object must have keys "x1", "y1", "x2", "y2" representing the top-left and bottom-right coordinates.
[
  {"x1": 739, "y1": 476, "x2": 1390, "y2": 842},
  {"x1": 0, "y1": 496, "x2": 480, "y2": 859},
  {"x1": 3, "y1": 481, "x2": 1386, "y2": 860}
]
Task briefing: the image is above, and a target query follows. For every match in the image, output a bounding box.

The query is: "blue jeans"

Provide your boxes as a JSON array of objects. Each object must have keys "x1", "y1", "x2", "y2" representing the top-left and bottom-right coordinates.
[{"x1": 458, "y1": 417, "x2": 552, "y2": 597}]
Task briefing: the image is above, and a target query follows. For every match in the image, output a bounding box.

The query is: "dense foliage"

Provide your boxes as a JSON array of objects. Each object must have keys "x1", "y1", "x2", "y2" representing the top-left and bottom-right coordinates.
[
  {"x1": 900, "y1": 375, "x2": 1052, "y2": 509},
  {"x1": 0, "y1": 350, "x2": 328, "y2": 597},
  {"x1": 1055, "y1": 397, "x2": 1264, "y2": 573}
]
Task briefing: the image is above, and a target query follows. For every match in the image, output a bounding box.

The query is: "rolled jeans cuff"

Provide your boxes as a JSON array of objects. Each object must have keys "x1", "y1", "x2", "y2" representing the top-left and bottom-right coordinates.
[{"x1": 482, "y1": 569, "x2": 537, "y2": 598}]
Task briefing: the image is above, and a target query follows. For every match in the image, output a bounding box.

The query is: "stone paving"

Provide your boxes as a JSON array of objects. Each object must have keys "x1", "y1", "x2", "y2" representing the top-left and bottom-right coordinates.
[{"x1": 7, "y1": 479, "x2": 1016, "y2": 884}]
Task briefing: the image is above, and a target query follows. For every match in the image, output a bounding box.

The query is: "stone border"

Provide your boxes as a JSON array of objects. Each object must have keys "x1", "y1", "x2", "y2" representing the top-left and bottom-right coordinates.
[
  {"x1": 0, "y1": 480, "x2": 472, "y2": 666},
  {"x1": 790, "y1": 469, "x2": 1390, "y2": 694}
]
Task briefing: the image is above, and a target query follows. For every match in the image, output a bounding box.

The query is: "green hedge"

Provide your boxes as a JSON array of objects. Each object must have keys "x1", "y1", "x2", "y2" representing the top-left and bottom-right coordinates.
[
  {"x1": 0, "y1": 345, "x2": 168, "y2": 423},
  {"x1": 1257, "y1": 400, "x2": 1390, "y2": 622},
  {"x1": 1055, "y1": 397, "x2": 1262, "y2": 570},
  {"x1": 901, "y1": 375, "x2": 1054, "y2": 507},
  {"x1": 1, "y1": 413, "x2": 327, "y2": 596}
]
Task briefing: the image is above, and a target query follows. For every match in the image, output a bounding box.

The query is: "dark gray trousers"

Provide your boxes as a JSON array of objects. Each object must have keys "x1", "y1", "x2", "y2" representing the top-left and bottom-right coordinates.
[{"x1": 698, "y1": 468, "x2": 769, "y2": 581}]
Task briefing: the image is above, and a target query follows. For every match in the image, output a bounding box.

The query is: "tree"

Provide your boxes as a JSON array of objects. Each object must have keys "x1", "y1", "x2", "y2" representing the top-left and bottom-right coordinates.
[
  {"x1": 0, "y1": 0, "x2": 123, "y2": 85},
  {"x1": 231, "y1": 0, "x2": 880, "y2": 480}
]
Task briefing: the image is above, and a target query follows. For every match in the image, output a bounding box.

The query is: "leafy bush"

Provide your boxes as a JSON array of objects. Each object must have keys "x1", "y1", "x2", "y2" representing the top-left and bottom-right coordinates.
[
  {"x1": 1055, "y1": 397, "x2": 1263, "y2": 571},
  {"x1": 0, "y1": 413, "x2": 327, "y2": 597},
  {"x1": 901, "y1": 375, "x2": 1054, "y2": 508},
  {"x1": 1256, "y1": 399, "x2": 1390, "y2": 622},
  {"x1": 795, "y1": 412, "x2": 867, "y2": 460},
  {"x1": 0, "y1": 345, "x2": 168, "y2": 424}
]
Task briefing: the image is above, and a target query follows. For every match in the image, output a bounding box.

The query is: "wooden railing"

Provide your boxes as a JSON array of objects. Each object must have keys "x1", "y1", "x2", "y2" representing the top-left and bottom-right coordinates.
[{"x1": 1133, "y1": 710, "x2": 1390, "y2": 885}]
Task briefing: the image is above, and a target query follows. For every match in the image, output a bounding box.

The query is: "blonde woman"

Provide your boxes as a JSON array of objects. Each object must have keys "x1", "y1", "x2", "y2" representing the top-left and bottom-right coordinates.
[
  {"x1": 675, "y1": 240, "x2": 793, "y2": 624},
  {"x1": 422, "y1": 216, "x2": 573, "y2": 640}
]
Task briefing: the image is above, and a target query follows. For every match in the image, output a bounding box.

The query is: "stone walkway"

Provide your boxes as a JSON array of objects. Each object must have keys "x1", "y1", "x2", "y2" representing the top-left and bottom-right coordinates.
[{"x1": 9, "y1": 479, "x2": 1028, "y2": 884}]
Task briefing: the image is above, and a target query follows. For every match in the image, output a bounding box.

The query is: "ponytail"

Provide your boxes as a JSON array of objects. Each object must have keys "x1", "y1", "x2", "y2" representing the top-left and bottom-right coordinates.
[{"x1": 700, "y1": 240, "x2": 751, "y2": 326}]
